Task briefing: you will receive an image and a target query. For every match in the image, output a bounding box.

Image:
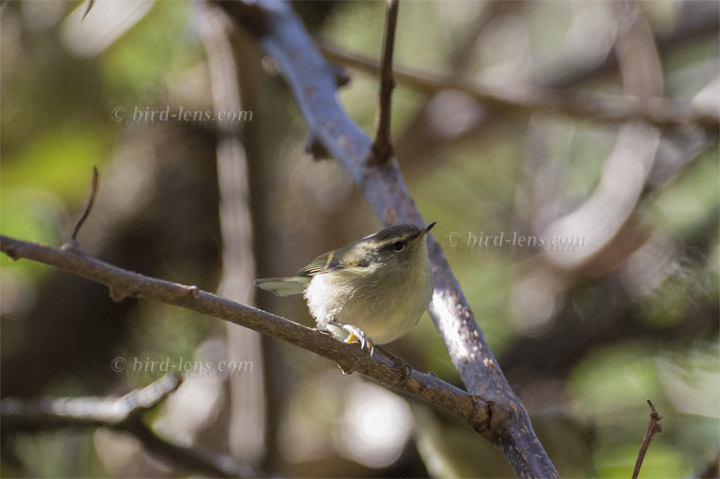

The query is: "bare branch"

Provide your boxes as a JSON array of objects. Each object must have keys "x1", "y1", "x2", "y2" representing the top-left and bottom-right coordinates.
[
  {"x1": 71, "y1": 165, "x2": 99, "y2": 243},
  {"x1": 126, "y1": 421, "x2": 256, "y2": 478},
  {"x1": 212, "y1": 1, "x2": 558, "y2": 477},
  {"x1": 2, "y1": 373, "x2": 182, "y2": 429},
  {"x1": 1, "y1": 374, "x2": 254, "y2": 477},
  {"x1": 196, "y1": 3, "x2": 267, "y2": 465},
  {"x1": 632, "y1": 399, "x2": 664, "y2": 479},
  {"x1": 369, "y1": 0, "x2": 399, "y2": 164},
  {"x1": 0, "y1": 234, "x2": 490, "y2": 437},
  {"x1": 320, "y1": 42, "x2": 719, "y2": 130}
]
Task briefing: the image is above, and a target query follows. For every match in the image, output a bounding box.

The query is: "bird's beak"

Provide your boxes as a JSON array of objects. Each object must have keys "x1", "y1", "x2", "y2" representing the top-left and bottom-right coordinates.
[{"x1": 413, "y1": 221, "x2": 436, "y2": 241}]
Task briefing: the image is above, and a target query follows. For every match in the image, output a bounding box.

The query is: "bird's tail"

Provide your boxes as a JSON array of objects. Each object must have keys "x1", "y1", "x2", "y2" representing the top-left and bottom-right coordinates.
[{"x1": 254, "y1": 276, "x2": 309, "y2": 297}]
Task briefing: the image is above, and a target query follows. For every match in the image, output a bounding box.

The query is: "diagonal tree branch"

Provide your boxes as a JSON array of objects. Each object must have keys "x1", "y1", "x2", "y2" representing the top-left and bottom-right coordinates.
[
  {"x1": 1, "y1": 374, "x2": 254, "y2": 478},
  {"x1": 0, "y1": 234, "x2": 490, "y2": 437},
  {"x1": 2, "y1": 373, "x2": 182, "y2": 430},
  {"x1": 319, "y1": 42, "x2": 719, "y2": 130},
  {"x1": 211, "y1": 1, "x2": 558, "y2": 477}
]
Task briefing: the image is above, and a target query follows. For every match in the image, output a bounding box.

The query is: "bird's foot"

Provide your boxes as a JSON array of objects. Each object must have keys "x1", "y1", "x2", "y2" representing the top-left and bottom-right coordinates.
[{"x1": 329, "y1": 321, "x2": 375, "y2": 356}]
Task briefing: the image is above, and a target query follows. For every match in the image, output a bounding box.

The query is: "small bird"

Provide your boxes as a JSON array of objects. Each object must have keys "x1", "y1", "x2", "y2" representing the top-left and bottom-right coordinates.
[{"x1": 255, "y1": 222, "x2": 436, "y2": 354}]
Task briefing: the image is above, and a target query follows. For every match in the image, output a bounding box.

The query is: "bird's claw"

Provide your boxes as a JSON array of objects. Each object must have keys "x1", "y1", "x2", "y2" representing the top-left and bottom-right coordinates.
[
  {"x1": 342, "y1": 325, "x2": 374, "y2": 356},
  {"x1": 326, "y1": 320, "x2": 375, "y2": 356}
]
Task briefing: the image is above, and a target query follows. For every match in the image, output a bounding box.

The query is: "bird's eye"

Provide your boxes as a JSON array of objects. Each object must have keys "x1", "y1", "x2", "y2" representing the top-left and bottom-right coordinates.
[{"x1": 393, "y1": 241, "x2": 404, "y2": 251}]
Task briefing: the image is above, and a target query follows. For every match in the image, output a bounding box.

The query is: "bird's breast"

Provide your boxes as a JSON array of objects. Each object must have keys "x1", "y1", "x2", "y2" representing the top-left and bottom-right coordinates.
[{"x1": 304, "y1": 256, "x2": 433, "y2": 344}]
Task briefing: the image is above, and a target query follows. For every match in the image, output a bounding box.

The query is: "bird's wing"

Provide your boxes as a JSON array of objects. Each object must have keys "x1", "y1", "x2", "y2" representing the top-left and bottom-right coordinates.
[{"x1": 297, "y1": 250, "x2": 345, "y2": 277}]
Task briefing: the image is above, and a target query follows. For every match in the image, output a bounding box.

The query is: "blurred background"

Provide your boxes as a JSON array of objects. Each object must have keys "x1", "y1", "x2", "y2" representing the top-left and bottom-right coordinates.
[{"x1": 1, "y1": 0, "x2": 718, "y2": 477}]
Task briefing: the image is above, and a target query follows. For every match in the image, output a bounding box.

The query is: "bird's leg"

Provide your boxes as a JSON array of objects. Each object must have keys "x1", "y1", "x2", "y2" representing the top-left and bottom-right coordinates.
[
  {"x1": 375, "y1": 345, "x2": 412, "y2": 381},
  {"x1": 325, "y1": 321, "x2": 411, "y2": 381},
  {"x1": 328, "y1": 320, "x2": 375, "y2": 356}
]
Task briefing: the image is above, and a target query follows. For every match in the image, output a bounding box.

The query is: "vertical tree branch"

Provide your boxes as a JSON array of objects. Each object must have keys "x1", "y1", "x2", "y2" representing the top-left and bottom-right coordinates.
[
  {"x1": 196, "y1": 3, "x2": 267, "y2": 466},
  {"x1": 369, "y1": 0, "x2": 399, "y2": 164}
]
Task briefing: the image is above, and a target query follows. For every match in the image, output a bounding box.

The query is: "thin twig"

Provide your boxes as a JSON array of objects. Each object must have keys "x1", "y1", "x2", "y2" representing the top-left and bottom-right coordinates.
[
  {"x1": 1, "y1": 374, "x2": 253, "y2": 477},
  {"x1": 71, "y1": 165, "x2": 99, "y2": 242},
  {"x1": 632, "y1": 399, "x2": 664, "y2": 479},
  {"x1": 0, "y1": 234, "x2": 490, "y2": 437},
  {"x1": 370, "y1": 0, "x2": 400, "y2": 164}
]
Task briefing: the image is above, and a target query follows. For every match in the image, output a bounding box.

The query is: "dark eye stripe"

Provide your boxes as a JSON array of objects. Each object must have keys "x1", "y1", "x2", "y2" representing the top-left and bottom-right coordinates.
[{"x1": 376, "y1": 238, "x2": 408, "y2": 251}]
